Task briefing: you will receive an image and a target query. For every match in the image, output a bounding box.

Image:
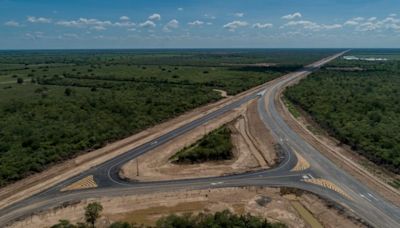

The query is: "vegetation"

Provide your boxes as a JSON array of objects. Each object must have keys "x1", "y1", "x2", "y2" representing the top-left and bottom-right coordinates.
[
  {"x1": 171, "y1": 125, "x2": 233, "y2": 163},
  {"x1": 52, "y1": 202, "x2": 286, "y2": 228},
  {"x1": 285, "y1": 51, "x2": 400, "y2": 173},
  {"x1": 0, "y1": 49, "x2": 336, "y2": 186},
  {"x1": 85, "y1": 202, "x2": 103, "y2": 228}
]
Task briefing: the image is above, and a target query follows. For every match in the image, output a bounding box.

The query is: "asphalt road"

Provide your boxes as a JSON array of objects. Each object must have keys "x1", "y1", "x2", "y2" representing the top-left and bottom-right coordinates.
[{"x1": 0, "y1": 51, "x2": 399, "y2": 228}]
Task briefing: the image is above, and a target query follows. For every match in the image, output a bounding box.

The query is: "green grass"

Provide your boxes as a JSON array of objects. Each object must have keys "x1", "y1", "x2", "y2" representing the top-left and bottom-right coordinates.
[
  {"x1": 171, "y1": 125, "x2": 233, "y2": 163},
  {"x1": 389, "y1": 179, "x2": 400, "y2": 189},
  {"x1": 283, "y1": 97, "x2": 301, "y2": 118}
]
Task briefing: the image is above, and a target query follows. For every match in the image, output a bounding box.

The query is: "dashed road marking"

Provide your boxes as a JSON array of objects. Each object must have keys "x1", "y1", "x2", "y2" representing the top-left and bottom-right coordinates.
[
  {"x1": 291, "y1": 150, "x2": 310, "y2": 172},
  {"x1": 61, "y1": 175, "x2": 98, "y2": 192},
  {"x1": 302, "y1": 178, "x2": 352, "y2": 199}
]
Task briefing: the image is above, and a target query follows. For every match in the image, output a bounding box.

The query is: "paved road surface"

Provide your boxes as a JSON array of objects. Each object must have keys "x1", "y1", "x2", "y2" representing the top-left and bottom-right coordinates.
[{"x1": 0, "y1": 51, "x2": 399, "y2": 227}]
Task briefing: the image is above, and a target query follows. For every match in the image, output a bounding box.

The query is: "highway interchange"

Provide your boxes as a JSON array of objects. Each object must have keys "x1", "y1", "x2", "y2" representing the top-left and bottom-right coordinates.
[{"x1": 0, "y1": 52, "x2": 399, "y2": 227}]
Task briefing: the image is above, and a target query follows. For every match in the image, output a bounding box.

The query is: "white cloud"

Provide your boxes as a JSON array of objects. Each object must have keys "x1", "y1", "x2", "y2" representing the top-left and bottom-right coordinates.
[
  {"x1": 368, "y1": 17, "x2": 377, "y2": 21},
  {"x1": 389, "y1": 13, "x2": 397, "y2": 17},
  {"x1": 252, "y1": 23, "x2": 273, "y2": 29},
  {"x1": 235, "y1": 12, "x2": 244, "y2": 18},
  {"x1": 353, "y1": 17, "x2": 365, "y2": 21},
  {"x1": 91, "y1": 25, "x2": 106, "y2": 31},
  {"x1": 188, "y1": 20, "x2": 205, "y2": 26},
  {"x1": 282, "y1": 20, "x2": 342, "y2": 31},
  {"x1": 148, "y1": 13, "x2": 161, "y2": 21},
  {"x1": 344, "y1": 20, "x2": 359, "y2": 26},
  {"x1": 163, "y1": 19, "x2": 179, "y2": 31},
  {"x1": 282, "y1": 12, "x2": 302, "y2": 20},
  {"x1": 178, "y1": 8, "x2": 183, "y2": 11},
  {"x1": 27, "y1": 16, "x2": 52, "y2": 23},
  {"x1": 353, "y1": 16, "x2": 400, "y2": 32},
  {"x1": 223, "y1": 20, "x2": 248, "y2": 31},
  {"x1": 25, "y1": 31, "x2": 45, "y2": 40},
  {"x1": 114, "y1": 21, "x2": 136, "y2": 27},
  {"x1": 140, "y1": 20, "x2": 156, "y2": 28},
  {"x1": 57, "y1": 18, "x2": 112, "y2": 28},
  {"x1": 120, "y1": 16, "x2": 130, "y2": 21},
  {"x1": 322, "y1": 24, "x2": 342, "y2": 29},
  {"x1": 4, "y1": 20, "x2": 21, "y2": 27}
]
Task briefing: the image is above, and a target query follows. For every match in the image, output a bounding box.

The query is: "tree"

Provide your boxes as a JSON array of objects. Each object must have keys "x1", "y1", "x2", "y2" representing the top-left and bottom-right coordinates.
[
  {"x1": 51, "y1": 219, "x2": 77, "y2": 228},
  {"x1": 84, "y1": 202, "x2": 103, "y2": 227},
  {"x1": 64, "y1": 88, "x2": 73, "y2": 96},
  {"x1": 17, "y1": 78, "x2": 24, "y2": 84}
]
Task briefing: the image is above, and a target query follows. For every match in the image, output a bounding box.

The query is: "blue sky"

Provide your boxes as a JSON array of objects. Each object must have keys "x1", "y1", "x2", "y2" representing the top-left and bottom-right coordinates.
[{"x1": 1, "y1": 0, "x2": 400, "y2": 49}]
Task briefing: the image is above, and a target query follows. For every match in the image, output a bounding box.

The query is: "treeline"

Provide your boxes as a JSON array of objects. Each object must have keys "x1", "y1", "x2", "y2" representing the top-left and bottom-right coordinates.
[
  {"x1": 171, "y1": 126, "x2": 233, "y2": 164},
  {"x1": 51, "y1": 202, "x2": 286, "y2": 228},
  {"x1": 285, "y1": 60, "x2": 400, "y2": 173},
  {"x1": 0, "y1": 49, "x2": 338, "y2": 66}
]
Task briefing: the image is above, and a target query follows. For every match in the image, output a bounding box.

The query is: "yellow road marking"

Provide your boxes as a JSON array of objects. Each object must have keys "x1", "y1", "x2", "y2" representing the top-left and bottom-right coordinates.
[
  {"x1": 61, "y1": 175, "x2": 98, "y2": 192},
  {"x1": 291, "y1": 150, "x2": 310, "y2": 172},
  {"x1": 303, "y1": 178, "x2": 352, "y2": 199}
]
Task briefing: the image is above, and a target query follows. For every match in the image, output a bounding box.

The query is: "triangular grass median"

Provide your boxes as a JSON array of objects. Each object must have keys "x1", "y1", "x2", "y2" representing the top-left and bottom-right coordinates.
[{"x1": 170, "y1": 125, "x2": 233, "y2": 164}]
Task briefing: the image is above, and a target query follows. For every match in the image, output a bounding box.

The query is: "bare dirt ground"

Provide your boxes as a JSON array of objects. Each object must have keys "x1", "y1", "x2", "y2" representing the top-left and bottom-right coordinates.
[
  {"x1": 0, "y1": 82, "x2": 271, "y2": 210},
  {"x1": 213, "y1": 89, "x2": 229, "y2": 98},
  {"x1": 120, "y1": 100, "x2": 275, "y2": 181},
  {"x1": 278, "y1": 79, "x2": 400, "y2": 207},
  {"x1": 8, "y1": 187, "x2": 367, "y2": 228}
]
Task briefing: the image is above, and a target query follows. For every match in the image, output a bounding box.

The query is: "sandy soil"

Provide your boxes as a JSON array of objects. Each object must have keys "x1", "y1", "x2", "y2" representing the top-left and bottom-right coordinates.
[
  {"x1": 0, "y1": 80, "x2": 271, "y2": 210},
  {"x1": 8, "y1": 187, "x2": 366, "y2": 228},
  {"x1": 213, "y1": 89, "x2": 229, "y2": 98},
  {"x1": 278, "y1": 79, "x2": 400, "y2": 207},
  {"x1": 120, "y1": 100, "x2": 275, "y2": 181}
]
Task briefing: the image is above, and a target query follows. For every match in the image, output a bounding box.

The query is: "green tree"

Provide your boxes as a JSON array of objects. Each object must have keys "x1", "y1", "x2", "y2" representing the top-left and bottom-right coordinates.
[
  {"x1": 17, "y1": 78, "x2": 24, "y2": 84},
  {"x1": 84, "y1": 202, "x2": 103, "y2": 227},
  {"x1": 51, "y1": 219, "x2": 77, "y2": 228},
  {"x1": 64, "y1": 88, "x2": 73, "y2": 96}
]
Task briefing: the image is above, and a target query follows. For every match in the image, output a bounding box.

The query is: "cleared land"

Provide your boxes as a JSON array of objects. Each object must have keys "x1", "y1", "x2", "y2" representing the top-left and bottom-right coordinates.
[
  {"x1": 8, "y1": 187, "x2": 367, "y2": 228},
  {"x1": 0, "y1": 49, "x2": 337, "y2": 187}
]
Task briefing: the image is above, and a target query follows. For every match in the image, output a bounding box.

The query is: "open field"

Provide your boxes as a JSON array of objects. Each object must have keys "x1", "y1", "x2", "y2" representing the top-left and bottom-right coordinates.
[{"x1": 0, "y1": 49, "x2": 338, "y2": 187}]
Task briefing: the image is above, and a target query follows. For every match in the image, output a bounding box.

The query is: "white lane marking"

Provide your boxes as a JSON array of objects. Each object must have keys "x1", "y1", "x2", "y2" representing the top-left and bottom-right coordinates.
[
  {"x1": 360, "y1": 194, "x2": 372, "y2": 202},
  {"x1": 367, "y1": 193, "x2": 378, "y2": 201}
]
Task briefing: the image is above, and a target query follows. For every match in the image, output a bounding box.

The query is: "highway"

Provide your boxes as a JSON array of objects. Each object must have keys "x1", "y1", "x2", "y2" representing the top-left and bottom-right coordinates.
[{"x1": 0, "y1": 51, "x2": 399, "y2": 228}]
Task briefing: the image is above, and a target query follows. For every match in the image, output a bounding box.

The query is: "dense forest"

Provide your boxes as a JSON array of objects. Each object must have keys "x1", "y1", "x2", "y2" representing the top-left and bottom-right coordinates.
[
  {"x1": 285, "y1": 54, "x2": 400, "y2": 173},
  {"x1": 171, "y1": 125, "x2": 233, "y2": 163},
  {"x1": 0, "y1": 50, "x2": 335, "y2": 186}
]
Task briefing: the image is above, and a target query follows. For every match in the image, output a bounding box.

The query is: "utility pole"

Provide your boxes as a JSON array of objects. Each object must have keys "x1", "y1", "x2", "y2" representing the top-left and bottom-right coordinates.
[{"x1": 136, "y1": 158, "x2": 139, "y2": 177}]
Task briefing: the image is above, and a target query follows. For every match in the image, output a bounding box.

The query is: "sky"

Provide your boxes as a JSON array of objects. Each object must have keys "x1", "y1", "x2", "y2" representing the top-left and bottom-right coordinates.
[{"x1": 1, "y1": 0, "x2": 400, "y2": 49}]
